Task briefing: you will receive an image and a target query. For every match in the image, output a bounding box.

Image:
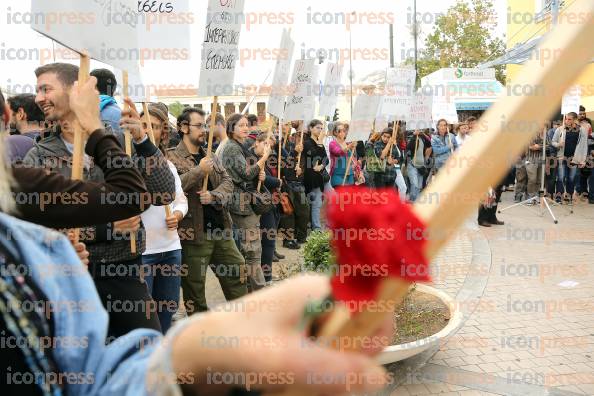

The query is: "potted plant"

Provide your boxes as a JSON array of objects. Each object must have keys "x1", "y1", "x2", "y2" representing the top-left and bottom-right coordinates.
[{"x1": 301, "y1": 231, "x2": 462, "y2": 364}]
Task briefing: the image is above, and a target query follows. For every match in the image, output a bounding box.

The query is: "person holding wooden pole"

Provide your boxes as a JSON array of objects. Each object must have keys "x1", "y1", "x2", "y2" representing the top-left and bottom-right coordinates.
[
  {"x1": 405, "y1": 128, "x2": 433, "y2": 201},
  {"x1": 278, "y1": 121, "x2": 310, "y2": 248},
  {"x1": 24, "y1": 62, "x2": 176, "y2": 338},
  {"x1": 139, "y1": 103, "x2": 188, "y2": 333},
  {"x1": 328, "y1": 123, "x2": 358, "y2": 187},
  {"x1": 168, "y1": 108, "x2": 247, "y2": 313}
]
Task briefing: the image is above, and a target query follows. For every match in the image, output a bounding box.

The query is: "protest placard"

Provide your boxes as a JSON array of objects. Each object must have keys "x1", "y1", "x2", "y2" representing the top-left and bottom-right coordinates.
[
  {"x1": 268, "y1": 29, "x2": 295, "y2": 118},
  {"x1": 346, "y1": 93, "x2": 381, "y2": 143},
  {"x1": 319, "y1": 63, "x2": 344, "y2": 118},
  {"x1": 378, "y1": 68, "x2": 416, "y2": 121},
  {"x1": 284, "y1": 59, "x2": 318, "y2": 122},
  {"x1": 31, "y1": 0, "x2": 140, "y2": 74},
  {"x1": 408, "y1": 92, "x2": 434, "y2": 131},
  {"x1": 561, "y1": 85, "x2": 582, "y2": 115},
  {"x1": 199, "y1": 0, "x2": 246, "y2": 96}
]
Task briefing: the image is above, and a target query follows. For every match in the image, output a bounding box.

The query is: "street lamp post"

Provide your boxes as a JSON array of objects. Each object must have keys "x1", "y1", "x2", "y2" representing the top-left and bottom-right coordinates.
[{"x1": 349, "y1": 17, "x2": 354, "y2": 119}]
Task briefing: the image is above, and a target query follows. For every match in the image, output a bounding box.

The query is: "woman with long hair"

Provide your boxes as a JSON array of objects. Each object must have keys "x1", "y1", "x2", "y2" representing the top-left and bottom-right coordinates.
[
  {"x1": 302, "y1": 119, "x2": 328, "y2": 230},
  {"x1": 220, "y1": 113, "x2": 270, "y2": 291},
  {"x1": 251, "y1": 132, "x2": 281, "y2": 284},
  {"x1": 431, "y1": 119, "x2": 458, "y2": 173},
  {"x1": 329, "y1": 123, "x2": 361, "y2": 187}
]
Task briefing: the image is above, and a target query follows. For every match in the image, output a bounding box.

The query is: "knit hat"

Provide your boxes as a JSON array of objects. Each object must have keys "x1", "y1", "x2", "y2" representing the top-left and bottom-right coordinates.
[{"x1": 141, "y1": 102, "x2": 169, "y2": 124}]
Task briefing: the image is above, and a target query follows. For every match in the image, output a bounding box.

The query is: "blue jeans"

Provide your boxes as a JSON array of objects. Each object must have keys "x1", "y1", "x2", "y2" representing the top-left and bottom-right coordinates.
[
  {"x1": 556, "y1": 160, "x2": 578, "y2": 198},
  {"x1": 307, "y1": 188, "x2": 323, "y2": 230},
  {"x1": 408, "y1": 166, "x2": 424, "y2": 201},
  {"x1": 142, "y1": 249, "x2": 182, "y2": 333}
]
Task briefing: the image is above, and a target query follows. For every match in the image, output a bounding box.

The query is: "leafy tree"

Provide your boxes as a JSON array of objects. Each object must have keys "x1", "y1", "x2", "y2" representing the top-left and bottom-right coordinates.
[
  {"x1": 168, "y1": 101, "x2": 185, "y2": 118},
  {"x1": 406, "y1": 0, "x2": 506, "y2": 84}
]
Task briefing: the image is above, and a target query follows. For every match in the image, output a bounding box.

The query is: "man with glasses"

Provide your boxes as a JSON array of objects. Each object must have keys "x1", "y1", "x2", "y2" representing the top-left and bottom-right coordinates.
[{"x1": 168, "y1": 108, "x2": 247, "y2": 313}]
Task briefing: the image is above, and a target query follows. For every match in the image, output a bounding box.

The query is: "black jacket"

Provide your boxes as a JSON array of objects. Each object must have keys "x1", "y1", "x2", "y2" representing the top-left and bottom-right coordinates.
[{"x1": 302, "y1": 134, "x2": 328, "y2": 194}]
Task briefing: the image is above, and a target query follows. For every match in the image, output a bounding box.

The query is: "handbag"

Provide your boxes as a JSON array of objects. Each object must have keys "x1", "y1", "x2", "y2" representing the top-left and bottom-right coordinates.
[
  {"x1": 365, "y1": 145, "x2": 386, "y2": 173},
  {"x1": 242, "y1": 182, "x2": 274, "y2": 215},
  {"x1": 279, "y1": 191, "x2": 294, "y2": 215},
  {"x1": 321, "y1": 168, "x2": 330, "y2": 184}
]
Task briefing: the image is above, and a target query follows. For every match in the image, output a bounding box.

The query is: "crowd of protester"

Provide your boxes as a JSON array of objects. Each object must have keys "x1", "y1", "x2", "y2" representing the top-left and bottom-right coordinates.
[{"x1": 1, "y1": 61, "x2": 594, "y2": 394}]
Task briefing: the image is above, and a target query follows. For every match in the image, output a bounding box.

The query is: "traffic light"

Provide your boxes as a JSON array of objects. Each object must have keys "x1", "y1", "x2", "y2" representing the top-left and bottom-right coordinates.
[{"x1": 333, "y1": 109, "x2": 339, "y2": 122}]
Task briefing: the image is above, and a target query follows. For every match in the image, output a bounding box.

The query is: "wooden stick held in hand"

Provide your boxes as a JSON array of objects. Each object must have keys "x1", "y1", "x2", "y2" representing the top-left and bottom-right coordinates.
[
  {"x1": 122, "y1": 71, "x2": 137, "y2": 254},
  {"x1": 202, "y1": 96, "x2": 219, "y2": 192},
  {"x1": 70, "y1": 53, "x2": 90, "y2": 246}
]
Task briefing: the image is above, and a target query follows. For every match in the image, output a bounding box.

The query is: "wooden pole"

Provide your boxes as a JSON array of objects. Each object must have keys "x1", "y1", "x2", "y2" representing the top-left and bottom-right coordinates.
[
  {"x1": 71, "y1": 54, "x2": 90, "y2": 181},
  {"x1": 141, "y1": 100, "x2": 172, "y2": 219},
  {"x1": 278, "y1": 117, "x2": 283, "y2": 179},
  {"x1": 70, "y1": 53, "x2": 90, "y2": 246},
  {"x1": 296, "y1": 121, "x2": 305, "y2": 169},
  {"x1": 341, "y1": 144, "x2": 356, "y2": 186},
  {"x1": 142, "y1": 102, "x2": 156, "y2": 145},
  {"x1": 122, "y1": 71, "x2": 137, "y2": 254},
  {"x1": 202, "y1": 96, "x2": 219, "y2": 192}
]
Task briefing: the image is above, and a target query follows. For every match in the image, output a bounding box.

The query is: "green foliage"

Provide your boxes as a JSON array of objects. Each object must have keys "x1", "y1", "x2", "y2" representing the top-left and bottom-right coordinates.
[
  {"x1": 406, "y1": 0, "x2": 506, "y2": 84},
  {"x1": 302, "y1": 231, "x2": 335, "y2": 274},
  {"x1": 168, "y1": 101, "x2": 185, "y2": 118}
]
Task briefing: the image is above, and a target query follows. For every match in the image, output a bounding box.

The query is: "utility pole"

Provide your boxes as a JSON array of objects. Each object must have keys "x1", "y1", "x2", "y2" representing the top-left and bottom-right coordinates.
[
  {"x1": 389, "y1": 24, "x2": 395, "y2": 68},
  {"x1": 413, "y1": 0, "x2": 419, "y2": 88},
  {"x1": 349, "y1": 12, "x2": 355, "y2": 119}
]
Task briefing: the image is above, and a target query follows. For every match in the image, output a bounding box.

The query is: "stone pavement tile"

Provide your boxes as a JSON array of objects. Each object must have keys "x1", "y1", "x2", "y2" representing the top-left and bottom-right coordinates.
[
  {"x1": 546, "y1": 355, "x2": 572, "y2": 365},
  {"x1": 457, "y1": 365, "x2": 483, "y2": 374},
  {"x1": 423, "y1": 382, "x2": 451, "y2": 394},
  {"x1": 567, "y1": 363, "x2": 594, "y2": 372},
  {"x1": 548, "y1": 364, "x2": 577, "y2": 375},
  {"x1": 577, "y1": 384, "x2": 594, "y2": 394},
  {"x1": 400, "y1": 383, "x2": 431, "y2": 395},
  {"x1": 478, "y1": 354, "x2": 501, "y2": 363},
  {"x1": 556, "y1": 385, "x2": 587, "y2": 395},
  {"x1": 444, "y1": 357, "x2": 466, "y2": 367},
  {"x1": 460, "y1": 356, "x2": 483, "y2": 365},
  {"x1": 494, "y1": 360, "x2": 521, "y2": 371},
  {"x1": 477, "y1": 363, "x2": 499, "y2": 373},
  {"x1": 389, "y1": 386, "x2": 411, "y2": 396}
]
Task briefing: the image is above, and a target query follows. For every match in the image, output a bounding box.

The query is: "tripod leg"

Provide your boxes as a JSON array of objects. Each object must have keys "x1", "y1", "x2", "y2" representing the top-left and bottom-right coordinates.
[{"x1": 542, "y1": 197, "x2": 559, "y2": 224}]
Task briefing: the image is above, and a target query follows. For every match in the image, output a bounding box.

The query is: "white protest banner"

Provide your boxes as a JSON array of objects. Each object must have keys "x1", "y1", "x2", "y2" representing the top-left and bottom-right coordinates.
[
  {"x1": 319, "y1": 63, "x2": 344, "y2": 118},
  {"x1": 561, "y1": 85, "x2": 581, "y2": 115},
  {"x1": 268, "y1": 29, "x2": 295, "y2": 118},
  {"x1": 199, "y1": 0, "x2": 246, "y2": 96},
  {"x1": 378, "y1": 68, "x2": 416, "y2": 120},
  {"x1": 432, "y1": 93, "x2": 459, "y2": 124},
  {"x1": 31, "y1": 0, "x2": 140, "y2": 73},
  {"x1": 408, "y1": 92, "x2": 434, "y2": 131},
  {"x1": 284, "y1": 59, "x2": 318, "y2": 122},
  {"x1": 346, "y1": 93, "x2": 381, "y2": 143},
  {"x1": 136, "y1": 0, "x2": 192, "y2": 65}
]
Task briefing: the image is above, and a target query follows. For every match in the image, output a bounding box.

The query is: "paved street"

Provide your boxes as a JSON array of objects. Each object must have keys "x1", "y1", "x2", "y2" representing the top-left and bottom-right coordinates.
[
  {"x1": 197, "y1": 190, "x2": 594, "y2": 396},
  {"x1": 389, "y1": 191, "x2": 594, "y2": 396}
]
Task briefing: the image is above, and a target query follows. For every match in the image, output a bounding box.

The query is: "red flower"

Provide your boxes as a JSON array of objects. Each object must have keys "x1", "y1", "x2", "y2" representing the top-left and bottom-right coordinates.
[{"x1": 326, "y1": 186, "x2": 430, "y2": 307}]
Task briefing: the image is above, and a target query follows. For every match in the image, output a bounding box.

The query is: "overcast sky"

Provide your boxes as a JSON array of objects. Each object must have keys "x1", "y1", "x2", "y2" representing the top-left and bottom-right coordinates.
[{"x1": 0, "y1": 0, "x2": 507, "y2": 96}]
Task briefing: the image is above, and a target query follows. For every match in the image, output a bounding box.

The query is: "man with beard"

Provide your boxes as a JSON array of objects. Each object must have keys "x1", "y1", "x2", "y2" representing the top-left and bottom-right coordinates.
[
  {"x1": 7, "y1": 93, "x2": 45, "y2": 139},
  {"x1": 23, "y1": 62, "x2": 176, "y2": 338},
  {"x1": 168, "y1": 108, "x2": 247, "y2": 313}
]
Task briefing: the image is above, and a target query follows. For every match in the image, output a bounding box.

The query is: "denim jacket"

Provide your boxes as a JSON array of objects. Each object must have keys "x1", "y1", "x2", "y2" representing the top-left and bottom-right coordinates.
[
  {"x1": 431, "y1": 133, "x2": 458, "y2": 170},
  {"x1": 0, "y1": 212, "x2": 182, "y2": 395}
]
